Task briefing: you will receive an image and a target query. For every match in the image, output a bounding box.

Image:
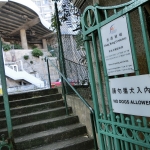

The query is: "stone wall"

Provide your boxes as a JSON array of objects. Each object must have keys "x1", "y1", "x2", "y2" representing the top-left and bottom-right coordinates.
[
  {"x1": 67, "y1": 95, "x2": 94, "y2": 137},
  {"x1": 73, "y1": 0, "x2": 130, "y2": 12},
  {"x1": 4, "y1": 49, "x2": 59, "y2": 87},
  {"x1": 57, "y1": 86, "x2": 94, "y2": 137}
]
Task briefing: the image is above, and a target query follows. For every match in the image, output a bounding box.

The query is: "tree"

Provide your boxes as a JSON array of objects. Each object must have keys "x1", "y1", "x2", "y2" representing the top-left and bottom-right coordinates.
[
  {"x1": 75, "y1": 31, "x2": 84, "y2": 50},
  {"x1": 50, "y1": 13, "x2": 62, "y2": 31}
]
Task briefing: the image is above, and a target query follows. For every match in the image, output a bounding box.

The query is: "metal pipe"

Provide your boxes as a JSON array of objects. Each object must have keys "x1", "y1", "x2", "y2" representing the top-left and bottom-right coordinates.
[
  {"x1": 0, "y1": 36, "x2": 13, "y2": 149},
  {"x1": 54, "y1": 0, "x2": 69, "y2": 115},
  {"x1": 46, "y1": 58, "x2": 51, "y2": 88},
  {"x1": 54, "y1": 1, "x2": 67, "y2": 78},
  {"x1": 90, "y1": 112, "x2": 98, "y2": 150}
]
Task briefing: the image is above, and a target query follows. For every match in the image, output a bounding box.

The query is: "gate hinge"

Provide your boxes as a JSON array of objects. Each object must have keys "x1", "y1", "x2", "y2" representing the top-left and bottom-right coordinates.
[{"x1": 83, "y1": 36, "x2": 92, "y2": 41}]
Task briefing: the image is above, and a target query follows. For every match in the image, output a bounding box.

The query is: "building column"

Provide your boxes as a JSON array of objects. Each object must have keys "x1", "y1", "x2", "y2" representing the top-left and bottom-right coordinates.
[
  {"x1": 42, "y1": 39, "x2": 47, "y2": 50},
  {"x1": 20, "y1": 29, "x2": 28, "y2": 49}
]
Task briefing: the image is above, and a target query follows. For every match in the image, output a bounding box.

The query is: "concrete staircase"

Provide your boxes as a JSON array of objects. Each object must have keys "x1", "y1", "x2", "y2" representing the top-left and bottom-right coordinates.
[
  {"x1": 0, "y1": 88, "x2": 94, "y2": 150},
  {"x1": 5, "y1": 66, "x2": 44, "y2": 88}
]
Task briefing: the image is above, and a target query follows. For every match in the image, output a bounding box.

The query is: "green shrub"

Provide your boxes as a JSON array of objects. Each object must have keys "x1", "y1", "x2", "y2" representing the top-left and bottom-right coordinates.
[
  {"x1": 24, "y1": 55, "x2": 29, "y2": 60},
  {"x1": 30, "y1": 61, "x2": 33, "y2": 64},
  {"x1": 14, "y1": 43, "x2": 22, "y2": 49},
  {"x1": 2, "y1": 43, "x2": 10, "y2": 51},
  {"x1": 75, "y1": 31, "x2": 84, "y2": 50},
  {"x1": 32, "y1": 48, "x2": 43, "y2": 57}
]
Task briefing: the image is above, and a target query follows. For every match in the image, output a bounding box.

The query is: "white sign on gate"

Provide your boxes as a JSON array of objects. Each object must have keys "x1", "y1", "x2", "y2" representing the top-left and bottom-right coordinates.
[
  {"x1": 101, "y1": 15, "x2": 134, "y2": 76},
  {"x1": 109, "y1": 74, "x2": 150, "y2": 117}
]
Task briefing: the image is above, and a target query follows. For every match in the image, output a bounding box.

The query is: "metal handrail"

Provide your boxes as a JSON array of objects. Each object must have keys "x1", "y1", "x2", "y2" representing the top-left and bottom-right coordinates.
[
  {"x1": 0, "y1": 37, "x2": 14, "y2": 149},
  {"x1": 46, "y1": 56, "x2": 98, "y2": 150}
]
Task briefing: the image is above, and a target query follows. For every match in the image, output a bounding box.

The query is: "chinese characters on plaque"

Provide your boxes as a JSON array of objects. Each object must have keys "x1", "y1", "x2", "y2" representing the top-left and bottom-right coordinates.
[
  {"x1": 101, "y1": 15, "x2": 134, "y2": 76},
  {"x1": 109, "y1": 75, "x2": 150, "y2": 117}
]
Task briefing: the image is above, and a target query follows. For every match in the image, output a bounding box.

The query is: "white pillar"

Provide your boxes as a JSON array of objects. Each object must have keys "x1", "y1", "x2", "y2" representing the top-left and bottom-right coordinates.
[
  {"x1": 42, "y1": 39, "x2": 47, "y2": 50},
  {"x1": 19, "y1": 60, "x2": 24, "y2": 71},
  {"x1": 20, "y1": 29, "x2": 28, "y2": 49}
]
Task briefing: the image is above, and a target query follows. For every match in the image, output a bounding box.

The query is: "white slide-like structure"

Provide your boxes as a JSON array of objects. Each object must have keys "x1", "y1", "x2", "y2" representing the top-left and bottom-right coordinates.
[{"x1": 5, "y1": 66, "x2": 44, "y2": 88}]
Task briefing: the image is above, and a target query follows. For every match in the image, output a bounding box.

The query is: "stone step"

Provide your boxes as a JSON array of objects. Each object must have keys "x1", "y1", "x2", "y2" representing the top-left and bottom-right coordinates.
[
  {"x1": 0, "y1": 115, "x2": 79, "y2": 138},
  {"x1": 0, "y1": 88, "x2": 58, "y2": 102},
  {"x1": 31, "y1": 136, "x2": 94, "y2": 150},
  {"x1": 0, "y1": 99, "x2": 64, "y2": 117},
  {"x1": 0, "y1": 107, "x2": 72, "y2": 128},
  {"x1": 15, "y1": 124, "x2": 87, "y2": 150},
  {"x1": 0, "y1": 88, "x2": 94, "y2": 150},
  {"x1": 0, "y1": 93, "x2": 62, "y2": 109}
]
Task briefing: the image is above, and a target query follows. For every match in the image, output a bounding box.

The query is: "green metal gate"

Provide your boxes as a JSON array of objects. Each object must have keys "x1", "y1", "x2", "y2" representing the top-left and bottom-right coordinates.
[
  {"x1": 0, "y1": 37, "x2": 13, "y2": 149},
  {"x1": 81, "y1": 0, "x2": 150, "y2": 149}
]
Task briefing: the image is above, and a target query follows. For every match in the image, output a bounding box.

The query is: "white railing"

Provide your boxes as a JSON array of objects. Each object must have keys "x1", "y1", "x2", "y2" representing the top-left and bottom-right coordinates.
[
  {"x1": 5, "y1": 60, "x2": 44, "y2": 88},
  {"x1": 7, "y1": 84, "x2": 48, "y2": 94}
]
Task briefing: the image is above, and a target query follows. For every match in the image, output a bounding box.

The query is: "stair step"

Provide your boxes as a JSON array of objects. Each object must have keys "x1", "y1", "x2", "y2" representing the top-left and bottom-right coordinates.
[
  {"x1": 0, "y1": 115, "x2": 79, "y2": 138},
  {"x1": 0, "y1": 107, "x2": 72, "y2": 128},
  {"x1": 0, "y1": 88, "x2": 58, "y2": 102},
  {"x1": 0, "y1": 94, "x2": 62, "y2": 109},
  {"x1": 0, "y1": 89, "x2": 95, "y2": 150},
  {"x1": 15, "y1": 124, "x2": 87, "y2": 150},
  {"x1": 31, "y1": 136, "x2": 94, "y2": 150},
  {"x1": 0, "y1": 100, "x2": 64, "y2": 117}
]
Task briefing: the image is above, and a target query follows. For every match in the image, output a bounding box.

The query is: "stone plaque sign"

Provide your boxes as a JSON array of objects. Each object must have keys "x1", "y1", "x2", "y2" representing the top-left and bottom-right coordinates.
[{"x1": 101, "y1": 15, "x2": 134, "y2": 76}]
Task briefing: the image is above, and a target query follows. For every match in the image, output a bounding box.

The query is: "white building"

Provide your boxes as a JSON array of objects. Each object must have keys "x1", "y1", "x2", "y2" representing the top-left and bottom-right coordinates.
[{"x1": 32, "y1": 0, "x2": 53, "y2": 23}]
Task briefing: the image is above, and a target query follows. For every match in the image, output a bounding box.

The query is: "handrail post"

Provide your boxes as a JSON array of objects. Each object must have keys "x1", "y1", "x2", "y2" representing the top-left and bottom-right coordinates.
[
  {"x1": 0, "y1": 36, "x2": 14, "y2": 149},
  {"x1": 62, "y1": 81, "x2": 69, "y2": 115},
  {"x1": 46, "y1": 58, "x2": 51, "y2": 88},
  {"x1": 90, "y1": 112, "x2": 98, "y2": 150}
]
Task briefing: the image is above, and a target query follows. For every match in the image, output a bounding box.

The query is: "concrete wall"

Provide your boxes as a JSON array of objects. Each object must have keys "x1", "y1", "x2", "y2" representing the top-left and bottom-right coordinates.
[
  {"x1": 57, "y1": 87, "x2": 94, "y2": 138},
  {"x1": 3, "y1": 50, "x2": 59, "y2": 87},
  {"x1": 67, "y1": 95, "x2": 94, "y2": 137},
  {"x1": 7, "y1": 78, "x2": 20, "y2": 87},
  {"x1": 73, "y1": 0, "x2": 130, "y2": 12}
]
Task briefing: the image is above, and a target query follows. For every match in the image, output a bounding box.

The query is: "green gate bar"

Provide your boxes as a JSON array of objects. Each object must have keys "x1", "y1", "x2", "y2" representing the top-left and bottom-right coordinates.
[{"x1": 0, "y1": 37, "x2": 13, "y2": 149}]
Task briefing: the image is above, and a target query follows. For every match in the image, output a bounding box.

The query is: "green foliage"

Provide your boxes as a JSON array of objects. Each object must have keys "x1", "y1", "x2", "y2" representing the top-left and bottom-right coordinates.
[
  {"x1": 47, "y1": 45, "x2": 57, "y2": 57},
  {"x1": 24, "y1": 55, "x2": 29, "y2": 60},
  {"x1": 75, "y1": 31, "x2": 84, "y2": 50},
  {"x1": 51, "y1": 13, "x2": 61, "y2": 31},
  {"x1": 2, "y1": 43, "x2": 11, "y2": 51},
  {"x1": 31, "y1": 45, "x2": 37, "y2": 49},
  {"x1": 30, "y1": 61, "x2": 33, "y2": 64},
  {"x1": 2, "y1": 43, "x2": 22, "y2": 51},
  {"x1": 14, "y1": 43, "x2": 22, "y2": 49},
  {"x1": 32, "y1": 48, "x2": 43, "y2": 57}
]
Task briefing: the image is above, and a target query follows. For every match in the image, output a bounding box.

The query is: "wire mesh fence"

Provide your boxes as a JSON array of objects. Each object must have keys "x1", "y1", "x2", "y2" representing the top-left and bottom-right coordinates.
[
  {"x1": 64, "y1": 58, "x2": 88, "y2": 85},
  {"x1": 47, "y1": 0, "x2": 92, "y2": 100}
]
